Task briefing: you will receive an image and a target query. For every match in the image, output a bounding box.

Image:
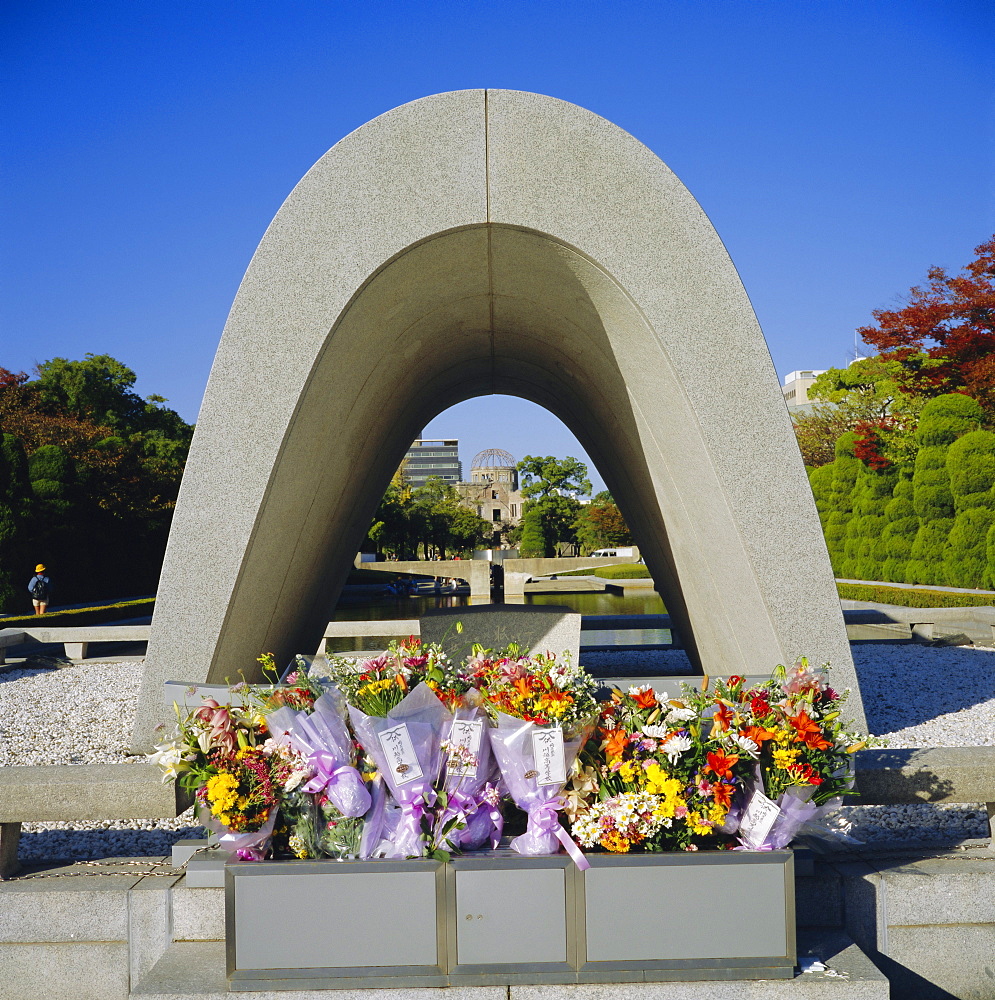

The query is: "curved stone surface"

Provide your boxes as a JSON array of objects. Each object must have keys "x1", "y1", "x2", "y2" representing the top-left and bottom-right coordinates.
[{"x1": 133, "y1": 90, "x2": 861, "y2": 747}]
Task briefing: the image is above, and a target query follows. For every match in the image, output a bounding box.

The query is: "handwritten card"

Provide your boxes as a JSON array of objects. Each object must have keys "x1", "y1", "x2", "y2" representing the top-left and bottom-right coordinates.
[
  {"x1": 377, "y1": 723, "x2": 424, "y2": 786},
  {"x1": 446, "y1": 718, "x2": 483, "y2": 777},
  {"x1": 739, "y1": 788, "x2": 781, "y2": 847},
  {"x1": 531, "y1": 728, "x2": 567, "y2": 786}
]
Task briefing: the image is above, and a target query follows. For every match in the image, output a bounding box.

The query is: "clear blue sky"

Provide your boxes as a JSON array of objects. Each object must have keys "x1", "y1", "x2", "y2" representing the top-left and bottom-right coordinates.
[{"x1": 4, "y1": 1, "x2": 993, "y2": 494}]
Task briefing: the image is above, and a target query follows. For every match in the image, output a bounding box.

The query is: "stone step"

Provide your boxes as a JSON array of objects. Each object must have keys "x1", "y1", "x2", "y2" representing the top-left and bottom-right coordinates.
[{"x1": 132, "y1": 931, "x2": 888, "y2": 999}]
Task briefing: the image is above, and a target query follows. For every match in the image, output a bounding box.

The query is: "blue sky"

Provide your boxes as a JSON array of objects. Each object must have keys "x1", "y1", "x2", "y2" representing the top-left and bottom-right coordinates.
[{"x1": 3, "y1": 1, "x2": 993, "y2": 493}]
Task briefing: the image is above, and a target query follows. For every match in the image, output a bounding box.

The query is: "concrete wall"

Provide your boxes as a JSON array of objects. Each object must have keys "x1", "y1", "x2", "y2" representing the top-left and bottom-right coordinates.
[{"x1": 133, "y1": 90, "x2": 860, "y2": 748}]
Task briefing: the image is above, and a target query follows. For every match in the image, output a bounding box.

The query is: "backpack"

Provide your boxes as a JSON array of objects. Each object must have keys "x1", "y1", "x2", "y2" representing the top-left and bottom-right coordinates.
[{"x1": 31, "y1": 576, "x2": 49, "y2": 601}]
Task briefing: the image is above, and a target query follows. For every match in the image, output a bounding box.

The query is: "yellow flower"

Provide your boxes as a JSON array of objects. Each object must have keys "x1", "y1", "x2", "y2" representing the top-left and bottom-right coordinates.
[
  {"x1": 688, "y1": 812, "x2": 713, "y2": 836},
  {"x1": 772, "y1": 747, "x2": 801, "y2": 770},
  {"x1": 708, "y1": 801, "x2": 727, "y2": 825}
]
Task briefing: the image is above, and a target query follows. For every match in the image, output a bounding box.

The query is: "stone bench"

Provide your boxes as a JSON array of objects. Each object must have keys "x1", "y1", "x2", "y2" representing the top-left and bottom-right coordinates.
[
  {"x1": 0, "y1": 624, "x2": 151, "y2": 664},
  {"x1": 0, "y1": 763, "x2": 192, "y2": 879},
  {"x1": 853, "y1": 746, "x2": 995, "y2": 846}
]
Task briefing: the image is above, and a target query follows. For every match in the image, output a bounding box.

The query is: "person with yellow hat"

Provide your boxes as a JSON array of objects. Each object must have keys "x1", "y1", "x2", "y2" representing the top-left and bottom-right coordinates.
[{"x1": 28, "y1": 564, "x2": 52, "y2": 615}]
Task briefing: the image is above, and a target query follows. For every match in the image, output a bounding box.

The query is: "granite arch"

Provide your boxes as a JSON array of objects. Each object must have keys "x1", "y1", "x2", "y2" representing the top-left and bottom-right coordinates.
[{"x1": 133, "y1": 90, "x2": 860, "y2": 746}]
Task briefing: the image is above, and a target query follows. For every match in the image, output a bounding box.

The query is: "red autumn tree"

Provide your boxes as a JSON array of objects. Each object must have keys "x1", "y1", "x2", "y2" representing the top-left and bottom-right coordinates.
[{"x1": 858, "y1": 235, "x2": 995, "y2": 415}]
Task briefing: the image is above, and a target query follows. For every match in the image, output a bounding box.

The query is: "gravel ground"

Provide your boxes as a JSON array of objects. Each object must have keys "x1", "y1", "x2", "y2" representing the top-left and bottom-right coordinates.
[{"x1": 2, "y1": 644, "x2": 992, "y2": 859}]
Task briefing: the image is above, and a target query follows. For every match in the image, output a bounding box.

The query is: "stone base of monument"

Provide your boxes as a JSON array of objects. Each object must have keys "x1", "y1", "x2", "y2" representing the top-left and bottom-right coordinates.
[{"x1": 225, "y1": 850, "x2": 795, "y2": 990}]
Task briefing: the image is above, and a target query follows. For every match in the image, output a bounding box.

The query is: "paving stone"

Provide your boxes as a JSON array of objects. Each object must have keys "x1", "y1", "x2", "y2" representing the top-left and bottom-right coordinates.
[
  {"x1": 0, "y1": 941, "x2": 129, "y2": 1000},
  {"x1": 171, "y1": 885, "x2": 224, "y2": 941}
]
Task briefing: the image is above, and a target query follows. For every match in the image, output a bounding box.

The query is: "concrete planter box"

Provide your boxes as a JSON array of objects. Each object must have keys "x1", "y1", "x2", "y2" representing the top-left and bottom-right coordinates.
[
  {"x1": 226, "y1": 850, "x2": 794, "y2": 990},
  {"x1": 578, "y1": 852, "x2": 796, "y2": 982}
]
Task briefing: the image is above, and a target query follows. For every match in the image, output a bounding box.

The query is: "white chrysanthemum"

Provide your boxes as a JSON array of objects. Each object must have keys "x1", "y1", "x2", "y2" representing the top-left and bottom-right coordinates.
[
  {"x1": 730, "y1": 734, "x2": 760, "y2": 757},
  {"x1": 640, "y1": 724, "x2": 670, "y2": 738},
  {"x1": 666, "y1": 706, "x2": 697, "y2": 723},
  {"x1": 661, "y1": 734, "x2": 692, "y2": 763}
]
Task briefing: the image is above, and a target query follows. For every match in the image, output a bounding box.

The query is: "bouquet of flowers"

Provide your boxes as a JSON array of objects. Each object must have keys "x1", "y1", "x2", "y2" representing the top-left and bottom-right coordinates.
[
  {"x1": 680, "y1": 660, "x2": 871, "y2": 850},
  {"x1": 150, "y1": 683, "x2": 315, "y2": 859},
  {"x1": 328, "y1": 638, "x2": 458, "y2": 858},
  {"x1": 263, "y1": 690, "x2": 372, "y2": 859},
  {"x1": 569, "y1": 684, "x2": 753, "y2": 853},
  {"x1": 476, "y1": 648, "x2": 598, "y2": 865},
  {"x1": 436, "y1": 691, "x2": 503, "y2": 851}
]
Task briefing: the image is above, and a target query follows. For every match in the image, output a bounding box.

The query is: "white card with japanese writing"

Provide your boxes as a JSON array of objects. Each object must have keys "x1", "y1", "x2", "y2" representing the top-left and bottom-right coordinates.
[
  {"x1": 446, "y1": 718, "x2": 483, "y2": 777},
  {"x1": 377, "y1": 723, "x2": 424, "y2": 786},
  {"x1": 739, "y1": 788, "x2": 781, "y2": 847},
  {"x1": 531, "y1": 728, "x2": 567, "y2": 786}
]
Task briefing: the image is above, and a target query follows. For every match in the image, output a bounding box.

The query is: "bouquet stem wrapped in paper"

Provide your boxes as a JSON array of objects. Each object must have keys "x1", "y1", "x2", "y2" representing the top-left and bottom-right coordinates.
[
  {"x1": 736, "y1": 766, "x2": 844, "y2": 850},
  {"x1": 349, "y1": 683, "x2": 453, "y2": 858},
  {"x1": 490, "y1": 712, "x2": 593, "y2": 867},
  {"x1": 437, "y1": 695, "x2": 503, "y2": 851},
  {"x1": 266, "y1": 693, "x2": 372, "y2": 819}
]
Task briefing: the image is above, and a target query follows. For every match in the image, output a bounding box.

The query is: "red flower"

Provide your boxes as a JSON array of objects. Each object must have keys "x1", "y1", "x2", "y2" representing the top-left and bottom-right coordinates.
[
  {"x1": 741, "y1": 724, "x2": 776, "y2": 746},
  {"x1": 750, "y1": 696, "x2": 772, "y2": 717},
  {"x1": 632, "y1": 687, "x2": 657, "y2": 710}
]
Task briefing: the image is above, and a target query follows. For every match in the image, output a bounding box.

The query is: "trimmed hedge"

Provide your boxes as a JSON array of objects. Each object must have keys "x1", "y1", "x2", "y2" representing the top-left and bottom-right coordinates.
[
  {"x1": 0, "y1": 597, "x2": 155, "y2": 628},
  {"x1": 559, "y1": 564, "x2": 651, "y2": 579},
  {"x1": 836, "y1": 581, "x2": 995, "y2": 609}
]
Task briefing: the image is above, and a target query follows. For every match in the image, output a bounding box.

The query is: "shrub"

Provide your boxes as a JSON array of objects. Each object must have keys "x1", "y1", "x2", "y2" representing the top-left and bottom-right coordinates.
[
  {"x1": 946, "y1": 430, "x2": 995, "y2": 512},
  {"x1": 905, "y1": 519, "x2": 954, "y2": 585},
  {"x1": 914, "y1": 393, "x2": 982, "y2": 447},
  {"x1": 944, "y1": 508, "x2": 995, "y2": 589}
]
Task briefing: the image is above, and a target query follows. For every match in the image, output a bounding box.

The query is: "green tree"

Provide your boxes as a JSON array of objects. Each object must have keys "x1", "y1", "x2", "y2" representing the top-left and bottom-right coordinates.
[
  {"x1": 0, "y1": 434, "x2": 32, "y2": 611},
  {"x1": 0, "y1": 357, "x2": 194, "y2": 608},
  {"x1": 516, "y1": 455, "x2": 591, "y2": 557},
  {"x1": 905, "y1": 394, "x2": 982, "y2": 584},
  {"x1": 819, "y1": 433, "x2": 861, "y2": 575},
  {"x1": 843, "y1": 459, "x2": 895, "y2": 581},
  {"x1": 804, "y1": 356, "x2": 923, "y2": 474},
  {"x1": 574, "y1": 492, "x2": 633, "y2": 554},
  {"x1": 880, "y1": 478, "x2": 917, "y2": 583},
  {"x1": 943, "y1": 430, "x2": 995, "y2": 587},
  {"x1": 517, "y1": 508, "x2": 547, "y2": 558}
]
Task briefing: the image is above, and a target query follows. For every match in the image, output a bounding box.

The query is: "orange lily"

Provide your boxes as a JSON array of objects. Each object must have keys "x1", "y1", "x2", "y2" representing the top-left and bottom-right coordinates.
[
  {"x1": 632, "y1": 687, "x2": 657, "y2": 710},
  {"x1": 603, "y1": 728, "x2": 630, "y2": 761},
  {"x1": 711, "y1": 702, "x2": 734, "y2": 733},
  {"x1": 789, "y1": 709, "x2": 831, "y2": 750},
  {"x1": 705, "y1": 749, "x2": 740, "y2": 780},
  {"x1": 741, "y1": 724, "x2": 777, "y2": 746}
]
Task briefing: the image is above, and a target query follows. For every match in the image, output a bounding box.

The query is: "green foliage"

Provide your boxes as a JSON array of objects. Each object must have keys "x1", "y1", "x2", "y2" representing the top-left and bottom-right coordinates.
[
  {"x1": 517, "y1": 508, "x2": 547, "y2": 558},
  {"x1": 0, "y1": 357, "x2": 194, "y2": 613},
  {"x1": 914, "y1": 393, "x2": 982, "y2": 447},
  {"x1": 367, "y1": 475, "x2": 489, "y2": 560},
  {"x1": 556, "y1": 563, "x2": 650, "y2": 578},
  {"x1": 905, "y1": 518, "x2": 954, "y2": 586},
  {"x1": 821, "y1": 433, "x2": 861, "y2": 574},
  {"x1": 808, "y1": 464, "x2": 835, "y2": 525},
  {"x1": 879, "y1": 479, "x2": 917, "y2": 583},
  {"x1": 517, "y1": 455, "x2": 591, "y2": 557},
  {"x1": 944, "y1": 508, "x2": 995, "y2": 589},
  {"x1": 836, "y1": 582, "x2": 995, "y2": 608},
  {"x1": 946, "y1": 430, "x2": 995, "y2": 512},
  {"x1": 28, "y1": 444, "x2": 74, "y2": 485}
]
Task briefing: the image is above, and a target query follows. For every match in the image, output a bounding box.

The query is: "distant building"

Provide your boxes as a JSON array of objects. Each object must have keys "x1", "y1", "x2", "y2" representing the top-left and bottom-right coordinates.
[
  {"x1": 456, "y1": 448, "x2": 525, "y2": 531},
  {"x1": 403, "y1": 438, "x2": 462, "y2": 488},
  {"x1": 782, "y1": 370, "x2": 827, "y2": 414}
]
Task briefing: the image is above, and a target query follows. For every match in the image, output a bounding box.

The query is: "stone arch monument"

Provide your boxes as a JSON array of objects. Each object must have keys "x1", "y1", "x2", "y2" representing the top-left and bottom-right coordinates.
[{"x1": 133, "y1": 90, "x2": 861, "y2": 747}]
